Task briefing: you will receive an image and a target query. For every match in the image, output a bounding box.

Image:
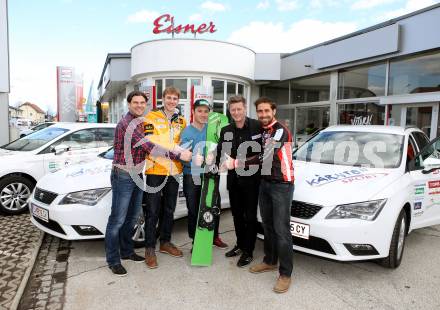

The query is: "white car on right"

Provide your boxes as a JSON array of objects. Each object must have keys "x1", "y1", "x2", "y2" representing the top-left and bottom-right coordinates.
[{"x1": 286, "y1": 125, "x2": 440, "y2": 268}]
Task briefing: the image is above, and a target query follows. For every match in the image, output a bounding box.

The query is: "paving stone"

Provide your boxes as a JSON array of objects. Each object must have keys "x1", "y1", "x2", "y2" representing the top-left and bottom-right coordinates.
[
  {"x1": 17, "y1": 235, "x2": 71, "y2": 310},
  {"x1": 0, "y1": 213, "x2": 42, "y2": 310}
]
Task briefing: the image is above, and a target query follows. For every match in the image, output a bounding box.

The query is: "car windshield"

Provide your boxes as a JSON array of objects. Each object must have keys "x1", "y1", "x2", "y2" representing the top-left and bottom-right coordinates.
[
  {"x1": 99, "y1": 148, "x2": 114, "y2": 160},
  {"x1": 294, "y1": 131, "x2": 404, "y2": 168},
  {"x1": 2, "y1": 127, "x2": 69, "y2": 151}
]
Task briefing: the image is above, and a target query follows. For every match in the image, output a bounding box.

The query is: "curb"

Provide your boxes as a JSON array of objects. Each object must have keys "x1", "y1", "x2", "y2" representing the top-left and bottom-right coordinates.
[{"x1": 10, "y1": 231, "x2": 45, "y2": 310}]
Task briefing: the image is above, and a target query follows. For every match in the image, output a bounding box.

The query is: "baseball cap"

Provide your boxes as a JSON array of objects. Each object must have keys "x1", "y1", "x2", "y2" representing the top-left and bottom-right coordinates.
[{"x1": 193, "y1": 99, "x2": 211, "y2": 110}]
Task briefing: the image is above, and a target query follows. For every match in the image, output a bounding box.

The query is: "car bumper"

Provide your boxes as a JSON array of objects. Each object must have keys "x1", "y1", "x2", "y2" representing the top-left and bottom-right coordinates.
[
  {"x1": 29, "y1": 197, "x2": 109, "y2": 240},
  {"x1": 258, "y1": 206, "x2": 395, "y2": 262}
]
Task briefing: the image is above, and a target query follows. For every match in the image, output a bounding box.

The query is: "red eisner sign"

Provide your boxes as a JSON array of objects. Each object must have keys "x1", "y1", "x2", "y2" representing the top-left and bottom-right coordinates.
[{"x1": 153, "y1": 14, "x2": 217, "y2": 35}]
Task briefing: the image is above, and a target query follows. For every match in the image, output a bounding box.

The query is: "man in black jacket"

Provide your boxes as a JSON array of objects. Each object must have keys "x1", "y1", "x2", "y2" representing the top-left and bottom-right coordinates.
[{"x1": 215, "y1": 95, "x2": 262, "y2": 267}]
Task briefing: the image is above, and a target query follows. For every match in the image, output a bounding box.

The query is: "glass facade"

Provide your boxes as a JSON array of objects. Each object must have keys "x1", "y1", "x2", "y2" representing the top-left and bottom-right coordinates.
[
  {"x1": 389, "y1": 51, "x2": 440, "y2": 95},
  {"x1": 338, "y1": 102, "x2": 385, "y2": 125},
  {"x1": 338, "y1": 63, "x2": 386, "y2": 99},
  {"x1": 295, "y1": 107, "x2": 330, "y2": 146},
  {"x1": 291, "y1": 74, "x2": 330, "y2": 103},
  {"x1": 211, "y1": 79, "x2": 246, "y2": 114},
  {"x1": 262, "y1": 81, "x2": 289, "y2": 105}
]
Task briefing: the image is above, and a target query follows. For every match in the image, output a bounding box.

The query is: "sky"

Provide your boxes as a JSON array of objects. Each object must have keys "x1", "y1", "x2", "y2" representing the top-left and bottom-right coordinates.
[{"x1": 7, "y1": 0, "x2": 440, "y2": 113}]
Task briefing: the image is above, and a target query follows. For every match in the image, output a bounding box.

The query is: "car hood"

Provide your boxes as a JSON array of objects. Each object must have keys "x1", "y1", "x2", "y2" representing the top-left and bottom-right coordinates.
[
  {"x1": 37, "y1": 157, "x2": 113, "y2": 194},
  {"x1": 293, "y1": 160, "x2": 402, "y2": 206},
  {"x1": 0, "y1": 148, "x2": 29, "y2": 157}
]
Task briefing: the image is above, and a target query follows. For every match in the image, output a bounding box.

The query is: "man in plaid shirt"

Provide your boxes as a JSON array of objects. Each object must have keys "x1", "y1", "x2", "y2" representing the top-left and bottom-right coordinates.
[{"x1": 105, "y1": 90, "x2": 190, "y2": 276}]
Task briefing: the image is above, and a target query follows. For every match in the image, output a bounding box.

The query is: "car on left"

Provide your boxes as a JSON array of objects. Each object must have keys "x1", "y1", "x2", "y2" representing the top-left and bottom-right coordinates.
[{"x1": 0, "y1": 122, "x2": 116, "y2": 214}]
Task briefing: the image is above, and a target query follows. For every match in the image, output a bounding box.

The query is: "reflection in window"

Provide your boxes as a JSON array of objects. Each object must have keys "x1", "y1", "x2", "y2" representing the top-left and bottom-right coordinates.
[
  {"x1": 406, "y1": 106, "x2": 432, "y2": 137},
  {"x1": 389, "y1": 51, "x2": 440, "y2": 95},
  {"x1": 212, "y1": 79, "x2": 246, "y2": 114},
  {"x1": 165, "y1": 79, "x2": 188, "y2": 99},
  {"x1": 295, "y1": 107, "x2": 329, "y2": 146},
  {"x1": 291, "y1": 74, "x2": 330, "y2": 103},
  {"x1": 339, "y1": 102, "x2": 385, "y2": 125},
  {"x1": 338, "y1": 63, "x2": 386, "y2": 99},
  {"x1": 212, "y1": 80, "x2": 225, "y2": 101},
  {"x1": 262, "y1": 81, "x2": 289, "y2": 105}
]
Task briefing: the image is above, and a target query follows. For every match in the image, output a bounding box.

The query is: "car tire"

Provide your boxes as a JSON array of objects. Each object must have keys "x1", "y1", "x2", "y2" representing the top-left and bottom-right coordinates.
[
  {"x1": 380, "y1": 208, "x2": 407, "y2": 269},
  {"x1": 132, "y1": 213, "x2": 145, "y2": 249},
  {"x1": 0, "y1": 175, "x2": 35, "y2": 215}
]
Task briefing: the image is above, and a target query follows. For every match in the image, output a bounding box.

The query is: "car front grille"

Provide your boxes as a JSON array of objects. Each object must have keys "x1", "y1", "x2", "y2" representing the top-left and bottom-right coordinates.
[
  {"x1": 291, "y1": 200, "x2": 322, "y2": 219},
  {"x1": 34, "y1": 188, "x2": 58, "y2": 205},
  {"x1": 292, "y1": 236, "x2": 336, "y2": 255},
  {"x1": 32, "y1": 216, "x2": 66, "y2": 235}
]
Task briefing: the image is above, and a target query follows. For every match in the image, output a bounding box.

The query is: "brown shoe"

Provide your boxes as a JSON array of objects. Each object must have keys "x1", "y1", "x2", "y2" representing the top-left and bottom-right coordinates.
[
  {"x1": 145, "y1": 248, "x2": 158, "y2": 269},
  {"x1": 249, "y1": 262, "x2": 277, "y2": 274},
  {"x1": 273, "y1": 275, "x2": 291, "y2": 293},
  {"x1": 159, "y1": 242, "x2": 183, "y2": 258}
]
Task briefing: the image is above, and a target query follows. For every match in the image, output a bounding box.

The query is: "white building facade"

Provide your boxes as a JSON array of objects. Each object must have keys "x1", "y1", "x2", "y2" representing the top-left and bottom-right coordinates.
[{"x1": 99, "y1": 4, "x2": 440, "y2": 145}]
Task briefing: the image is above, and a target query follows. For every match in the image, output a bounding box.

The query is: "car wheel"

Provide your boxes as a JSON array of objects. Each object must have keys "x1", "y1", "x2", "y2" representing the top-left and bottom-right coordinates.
[
  {"x1": 132, "y1": 213, "x2": 145, "y2": 248},
  {"x1": 0, "y1": 175, "x2": 34, "y2": 215},
  {"x1": 380, "y1": 208, "x2": 407, "y2": 269}
]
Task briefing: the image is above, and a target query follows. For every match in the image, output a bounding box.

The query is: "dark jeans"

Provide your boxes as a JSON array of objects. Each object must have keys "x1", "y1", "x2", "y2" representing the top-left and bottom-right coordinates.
[
  {"x1": 259, "y1": 180, "x2": 294, "y2": 277},
  {"x1": 228, "y1": 179, "x2": 259, "y2": 255},
  {"x1": 105, "y1": 168, "x2": 143, "y2": 267},
  {"x1": 144, "y1": 174, "x2": 179, "y2": 248},
  {"x1": 183, "y1": 174, "x2": 220, "y2": 241}
]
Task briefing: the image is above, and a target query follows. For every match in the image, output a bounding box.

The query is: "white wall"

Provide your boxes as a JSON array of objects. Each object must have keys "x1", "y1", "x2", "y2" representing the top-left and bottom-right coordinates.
[{"x1": 131, "y1": 39, "x2": 255, "y2": 81}]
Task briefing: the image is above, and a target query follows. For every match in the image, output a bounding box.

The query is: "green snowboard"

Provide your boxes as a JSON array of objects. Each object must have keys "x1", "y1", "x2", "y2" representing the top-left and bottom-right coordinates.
[{"x1": 191, "y1": 112, "x2": 229, "y2": 266}]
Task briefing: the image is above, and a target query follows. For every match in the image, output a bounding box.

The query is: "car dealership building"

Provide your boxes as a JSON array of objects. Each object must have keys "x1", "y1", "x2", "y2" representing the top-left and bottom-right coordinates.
[{"x1": 98, "y1": 3, "x2": 440, "y2": 145}]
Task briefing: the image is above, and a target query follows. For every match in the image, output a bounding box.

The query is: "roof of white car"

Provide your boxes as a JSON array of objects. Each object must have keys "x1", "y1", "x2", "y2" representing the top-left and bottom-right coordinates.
[
  {"x1": 322, "y1": 125, "x2": 412, "y2": 135},
  {"x1": 50, "y1": 122, "x2": 116, "y2": 130}
]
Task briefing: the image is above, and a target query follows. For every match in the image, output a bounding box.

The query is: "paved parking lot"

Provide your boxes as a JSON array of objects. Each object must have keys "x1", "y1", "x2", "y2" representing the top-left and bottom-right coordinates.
[
  {"x1": 0, "y1": 213, "x2": 42, "y2": 310},
  {"x1": 28, "y1": 210, "x2": 440, "y2": 310}
]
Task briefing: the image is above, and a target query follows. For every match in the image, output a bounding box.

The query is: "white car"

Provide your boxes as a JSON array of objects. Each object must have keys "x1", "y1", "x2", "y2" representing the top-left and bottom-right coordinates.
[
  {"x1": 29, "y1": 148, "x2": 229, "y2": 245},
  {"x1": 282, "y1": 125, "x2": 440, "y2": 268},
  {"x1": 0, "y1": 122, "x2": 116, "y2": 214}
]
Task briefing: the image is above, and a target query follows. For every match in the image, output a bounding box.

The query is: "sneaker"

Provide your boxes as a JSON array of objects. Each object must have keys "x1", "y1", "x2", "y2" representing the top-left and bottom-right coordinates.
[
  {"x1": 121, "y1": 253, "x2": 144, "y2": 263},
  {"x1": 145, "y1": 248, "x2": 158, "y2": 269},
  {"x1": 159, "y1": 242, "x2": 183, "y2": 258},
  {"x1": 249, "y1": 262, "x2": 277, "y2": 274},
  {"x1": 237, "y1": 253, "x2": 253, "y2": 268},
  {"x1": 273, "y1": 275, "x2": 292, "y2": 294},
  {"x1": 109, "y1": 264, "x2": 127, "y2": 277},
  {"x1": 213, "y1": 237, "x2": 228, "y2": 249},
  {"x1": 225, "y1": 245, "x2": 242, "y2": 258}
]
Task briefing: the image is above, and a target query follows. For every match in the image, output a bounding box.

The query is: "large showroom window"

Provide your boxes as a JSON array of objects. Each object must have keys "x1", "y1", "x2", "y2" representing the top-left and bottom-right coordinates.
[
  {"x1": 262, "y1": 81, "x2": 289, "y2": 105},
  {"x1": 338, "y1": 63, "x2": 386, "y2": 99},
  {"x1": 338, "y1": 102, "x2": 385, "y2": 125},
  {"x1": 211, "y1": 79, "x2": 246, "y2": 114},
  {"x1": 290, "y1": 74, "x2": 330, "y2": 104},
  {"x1": 295, "y1": 106, "x2": 330, "y2": 146},
  {"x1": 389, "y1": 50, "x2": 440, "y2": 95}
]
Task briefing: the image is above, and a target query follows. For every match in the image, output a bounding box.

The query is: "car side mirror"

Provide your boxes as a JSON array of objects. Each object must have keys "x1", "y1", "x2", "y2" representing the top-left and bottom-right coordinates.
[
  {"x1": 422, "y1": 157, "x2": 440, "y2": 174},
  {"x1": 52, "y1": 144, "x2": 69, "y2": 155}
]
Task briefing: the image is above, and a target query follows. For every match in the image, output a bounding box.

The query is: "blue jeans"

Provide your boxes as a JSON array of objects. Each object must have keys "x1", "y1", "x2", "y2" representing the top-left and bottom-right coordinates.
[
  {"x1": 259, "y1": 180, "x2": 294, "y2": 277},
  {"x1": 105, "y1": 167, "x2": 142, "y2": 267},
  {"x1": 144, "y1": 175, "x2": 179, "y2": 248},
  {"x1": 183, "y1": 174, "x2": 220, "y2": 241}
]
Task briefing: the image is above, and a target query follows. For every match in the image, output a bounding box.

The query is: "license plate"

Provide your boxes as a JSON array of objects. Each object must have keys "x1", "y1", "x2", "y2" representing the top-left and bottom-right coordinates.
[
  {"x1": 32, "y1": 203, "x2": 49, "y2": 222},
  {"x1": 290, "y1": 219, "x2": 310, "y2": 240}
]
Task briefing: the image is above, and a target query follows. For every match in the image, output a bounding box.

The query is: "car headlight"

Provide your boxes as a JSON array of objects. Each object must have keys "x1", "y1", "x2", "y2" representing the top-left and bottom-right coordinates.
[
  {"x1": 325, "y1": 199, "x2": 387, "y2": 221},
  {"x1": 59, "y1": 188, "x2": 111, "y2": 206}
]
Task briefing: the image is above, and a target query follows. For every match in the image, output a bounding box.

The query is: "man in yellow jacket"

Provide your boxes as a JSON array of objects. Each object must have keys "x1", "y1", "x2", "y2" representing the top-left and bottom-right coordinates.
[{"x1": 144, "y1": 86, "x2": 191, "y2": 269}]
